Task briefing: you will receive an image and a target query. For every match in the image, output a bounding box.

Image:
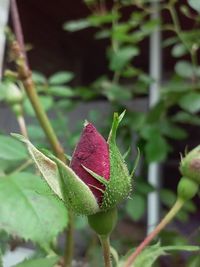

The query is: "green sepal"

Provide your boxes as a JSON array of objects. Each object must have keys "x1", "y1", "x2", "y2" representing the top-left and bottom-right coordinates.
[
  {"x1": 12, "y1": 134, "x2": 100, "y2": 215},
  {"x1": 108, "y1": 110, "x2": 126, "y2": 144},
  {"x1": 12, "y1": 133, "x2": 63, "y2": 200},
  {"x1": 52, "y1": 157, "x2": 100, "y2": 215},
  {"x1": 123, "y1": 146, "x2": 131, "y2": 160},
  {"x1": 130, "y1": 147, "x2": 140, "y2": 178},
  {"x1": 81, "y1": 165, "x2": 109, "y2": 185},
  {"x1": 101, "y1": 112, "x2": 131, "y2": 210}
]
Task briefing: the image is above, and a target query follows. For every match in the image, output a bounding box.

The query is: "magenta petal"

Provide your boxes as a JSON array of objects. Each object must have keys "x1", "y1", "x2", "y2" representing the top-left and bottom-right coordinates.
[{"x1": 70, "y1": 123, "x2": 110, "y2": 203}]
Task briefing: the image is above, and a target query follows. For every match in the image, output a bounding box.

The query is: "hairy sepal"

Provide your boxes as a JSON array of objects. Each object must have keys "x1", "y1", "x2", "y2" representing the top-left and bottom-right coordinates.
[
  {"x1": 12, "y1": 134, "x2": 63, "y2": 200},
  {"x1": 102, "y1": 112, "x2": 132, "y2": 210},
  {"x1": 53, "y1": 157, "x2": 100, "y2": 215}
]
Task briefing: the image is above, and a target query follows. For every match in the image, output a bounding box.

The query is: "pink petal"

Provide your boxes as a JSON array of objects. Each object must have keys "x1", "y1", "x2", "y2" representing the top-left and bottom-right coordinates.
[{"x1": 70, "y1": 123, "x2": 110, "y2": 203}]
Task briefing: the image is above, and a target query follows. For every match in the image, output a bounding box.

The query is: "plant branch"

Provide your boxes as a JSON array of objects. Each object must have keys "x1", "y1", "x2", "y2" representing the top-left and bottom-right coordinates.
[
  {"x1": 124, "y1": 198, "x2": 185, "y2": 267},
  {"x1": 10, "y1": 1, "x2": 73, "y2": 266},
  {"x1": 10, "y1": 0, "x2": 28, "y2": 65},
  {"x1": 167, "y1": 1, "x2": 199, "y2": 82},
  {"x1": 99, "y1": 235, "x2": 112, "y2": 267}
]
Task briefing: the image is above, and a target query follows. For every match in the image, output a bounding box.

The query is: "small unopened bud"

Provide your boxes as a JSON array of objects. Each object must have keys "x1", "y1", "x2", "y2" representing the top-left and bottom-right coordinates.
[
  {"x1": 177, "y1": 177, "x2": 198, "y2": 201},
  {"x1": 11, "y1": 104, "x2": 23, "y2": 117},
  {"x1": 88, "y1": 207, "x2": 117, "y2": 236},
  {"x1": 4, "y1": 82, "x2": 24, "y2": 105},
  {"x1": 180, "y1": 145, "x2": 200, "y2": 184}
]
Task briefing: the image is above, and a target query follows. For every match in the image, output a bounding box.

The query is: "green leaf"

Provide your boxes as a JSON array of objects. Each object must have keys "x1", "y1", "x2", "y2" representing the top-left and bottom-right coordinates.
[
  {"x1": 160, "y1": 189, "x2": 176, "y2": 208},
  {"x1": 89, "y1": 12, "x2": 120, "y2": 26},
  {"x1": 137, "y1": 182, "x2": 154, "y2": 195},
  {"x1": 188, "y1": 0, "x2": 200, "y2": 13},
  {"x1": 120, "y1": 243, "x2": 200, "y2": 267},
  {"x1": 0, "y1": 135, "x2": 27, "y2": 161},
  {"x1": 145, "y1": 135, "x2": 170, "y2": 163},
  {"x1": 101, "y1": 83, "x2": 132, "y2": 101},
  {"x1": 24, "y1": 96, "x2": 53, "y2": 116},
  {"x1": 48, "y1": 86, "x2": 76, "y2": 97},
  {"x1": 163, "y1": 245, "x2": 200, "y2": 252},
  {"x1": 0, "y1": 172, "x2": 68, "y2": 249},
  {"x1": 63, "y1": 19, "x2": 91, "y2": 32},
  {"x1": 140, "y1": 19, "x2": 160, "y2": 34},
  {"x1": 175, "y1": 60, "x2": 194, "y2": 78},
  {"x1": 32, "y1": 71, "x2": 46, "y2": 84},
  {"x1": 27, "y1": 125, "x2": 45, "y2": 140},
  {"x1": 126, "y1": 194, "x2": 146, "y2": 221},
  {"x1": 109, "y1": 46, "x2": 139, "y2": 71},
  {"x1": 160, "y1": 120, "x2": 188, "y2": 140},
  {"x1": 172, "y1": 111, "x2": 200, "y2": 125},
  {"x1": 14, "y1": 256, "x2": 59, "y2": 267},
  {"x1": 178, "y1": 92, "x2": 200, "y2": 113},
  {"x1": 140, "y1": 125, "x2": 160, "y2": 140},
  {"x1": 49, "y1": 71, "x2": 74, "y2": 85},
  {"x1": 172, "y1": 43, "x2": 187, "y2": 58},
  {"x1": 95, "y1": 29, "x2": 111, "y2": 39},
  {"x1": 120, "y1": 243, "x2": 166, "y2": 267},
  {"x1": 188, "y1": 254, "x2": 200, "y2": 267}
]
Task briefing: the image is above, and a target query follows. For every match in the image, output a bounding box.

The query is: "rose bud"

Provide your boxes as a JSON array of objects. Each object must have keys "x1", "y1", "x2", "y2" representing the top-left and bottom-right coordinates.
[
  {"x1": 177, "y1": 146, "x2": 200, "y2": 201},
  {"x1": 4, "y1": 82, "x2": 24, "y2": 105},
  {"x1": 179, "y1": 145, "x2": 200, "y2": 184},
  {"x1": 3, "y1": 82, "x2": 24, "y2": 117},
  {"x1": 13, "y1": 111, "x2": 138, "y2": 216},
  {"x1": 70, "y1": 122, "x2": 110, "y2": 204}
]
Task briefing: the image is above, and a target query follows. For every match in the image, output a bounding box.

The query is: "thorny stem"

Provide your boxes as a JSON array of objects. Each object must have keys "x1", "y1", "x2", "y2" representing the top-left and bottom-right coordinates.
[
  {"x1": 10, "y1": 1, "x2": 74, "y2": 266},
  {"x1": 10, "y1": 0, "x2": 28, "y2": 65},
  {"x1": 99, "y1": 235, "x2": 112, "y2": 267},
  {"x1": 124, "y1": 198, "x2": 185, "y2": 267}
]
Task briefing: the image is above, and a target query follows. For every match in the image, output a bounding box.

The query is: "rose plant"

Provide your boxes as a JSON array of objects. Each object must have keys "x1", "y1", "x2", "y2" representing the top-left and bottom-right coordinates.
[{"x1": 0, "y1": 0, "x2": 200, "y2": 266}]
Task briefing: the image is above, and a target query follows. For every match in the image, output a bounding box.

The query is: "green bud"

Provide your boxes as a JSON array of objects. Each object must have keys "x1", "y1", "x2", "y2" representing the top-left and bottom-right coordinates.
[
  {"x1": 177, "y1": 177, "x2": 199, "y2": 201},
  {"x1": 88, "y1": 207, "x2": 117, "y2": 236},
  {"x1": 4, "y1": 82, "x2": 24, "y2": 105},
  {"x1": 180, "y1": 145, "x2": 200, "y2": 184},
  {"x1": 13, "y1": 111, "x2": 138, "y2": 217},
  {"x1": 11, "y1": 104, "x2": 23, "y2": 117}
]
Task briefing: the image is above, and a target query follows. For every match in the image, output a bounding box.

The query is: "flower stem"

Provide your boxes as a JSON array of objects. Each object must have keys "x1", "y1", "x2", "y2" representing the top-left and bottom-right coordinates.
[
  {"x1": 124, "y1": 198, "x2": 185, "y2": 267},
  {"x1": 63, "y1": 212, "x2": 74, "y2": 267},
  {"x1": 99, "y1": 235, "x2": 112, "y2": 267},
  {"x1": 17, "y1": 115, "x2": 28, "y2": 138}
]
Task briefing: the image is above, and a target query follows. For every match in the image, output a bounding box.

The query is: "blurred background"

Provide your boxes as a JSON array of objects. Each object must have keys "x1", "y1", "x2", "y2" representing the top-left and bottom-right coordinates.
[{"x1": 0, "y1": 0, "x2": 200, "y2": 266}]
